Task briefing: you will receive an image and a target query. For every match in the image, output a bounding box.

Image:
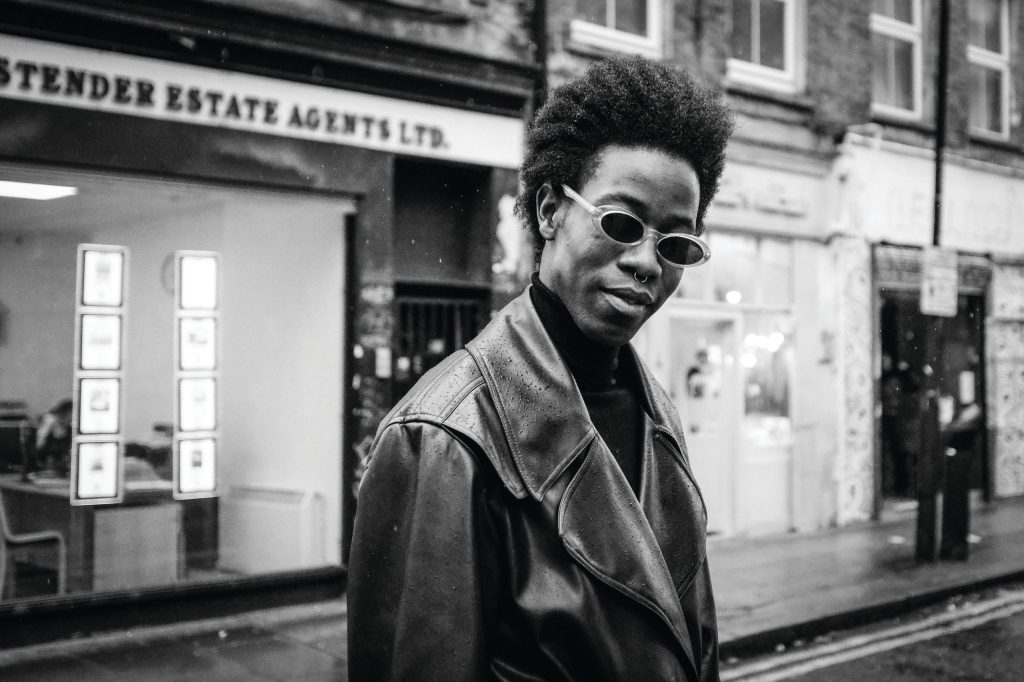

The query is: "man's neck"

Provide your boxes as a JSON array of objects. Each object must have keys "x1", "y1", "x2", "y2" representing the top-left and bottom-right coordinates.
[{"x1": 529, "y1": 273, "x2": 619, "y2": 391}]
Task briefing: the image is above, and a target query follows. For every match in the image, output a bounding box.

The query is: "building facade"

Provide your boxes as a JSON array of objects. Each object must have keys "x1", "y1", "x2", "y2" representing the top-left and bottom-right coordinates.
[
  {"x1": 543, "y1": 0, "x2": 1024, "y2": 536},
  {"x1": 0, "y1": 0, "x2": 539, "y2": 642}
]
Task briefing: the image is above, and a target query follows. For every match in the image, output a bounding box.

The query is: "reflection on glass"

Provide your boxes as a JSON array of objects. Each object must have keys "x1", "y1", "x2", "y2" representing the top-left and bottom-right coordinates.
[
  {"x1": 759, "y1": 0, "x2": 786, "y2": 70},
  {"x1": 731, "y1": 0, "x2": 753, "y2": 62},
  {"x1": 873, "y1": 0, "x2": 913, "y2": 22},
  {"x1": 615, "y1": 0, "x2": 647, "y2": 35},
  {"x1": 742, "y1": 314, "x2": 793, "y2": 449},
  {"x1": 969, "y1": 64, "x2": 1003, "y2": 133},
  {"x1": 968, "y1": 0, "x2": 1002, "y2": 51},
  {"x1": 872, "y1": 34, "x2": 915, "y2": 110},
  {"x1": 0, "y1": 167, "x2": 345, "y2": 603},
  {"x1": 577, "y1": 0, "x2": 606, "y2": 25}
]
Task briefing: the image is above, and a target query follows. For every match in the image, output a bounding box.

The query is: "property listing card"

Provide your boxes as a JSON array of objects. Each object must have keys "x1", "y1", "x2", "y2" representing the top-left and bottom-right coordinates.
[
  {"x1": 71, "y1": 244, "x2": 128, "y2": 506},
  {"x1": 173, "y1": 251, "x2": 220, "y2": 499}
]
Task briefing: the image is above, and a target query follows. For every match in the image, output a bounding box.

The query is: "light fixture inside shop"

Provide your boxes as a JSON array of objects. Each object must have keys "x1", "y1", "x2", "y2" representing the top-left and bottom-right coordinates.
[{"x1": 0, "y1": 180, "x2": 78, "y2": 200}]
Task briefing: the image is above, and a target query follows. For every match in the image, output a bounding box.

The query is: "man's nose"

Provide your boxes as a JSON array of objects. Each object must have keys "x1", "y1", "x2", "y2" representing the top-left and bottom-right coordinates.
[{"x1": 623, "y1": 234, "x2": 662, "y2": 280}]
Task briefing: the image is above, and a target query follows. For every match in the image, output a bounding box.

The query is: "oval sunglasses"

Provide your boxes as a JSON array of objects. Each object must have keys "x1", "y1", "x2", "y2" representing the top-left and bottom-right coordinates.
[{"x1": 560, "y1": 185, "x2": 711, "y2": 268}]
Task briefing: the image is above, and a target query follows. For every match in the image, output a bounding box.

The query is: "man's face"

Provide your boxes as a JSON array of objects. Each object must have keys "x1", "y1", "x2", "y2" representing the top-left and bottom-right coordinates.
[{"x1": 537, "y1": 145, "x2": 701, "y2": 347}]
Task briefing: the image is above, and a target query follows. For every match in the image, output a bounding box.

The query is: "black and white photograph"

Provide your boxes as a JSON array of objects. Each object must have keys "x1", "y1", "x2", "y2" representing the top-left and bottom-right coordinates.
[{"x1": 3, "y1": 1, "x2": 1024, "y2": 680}]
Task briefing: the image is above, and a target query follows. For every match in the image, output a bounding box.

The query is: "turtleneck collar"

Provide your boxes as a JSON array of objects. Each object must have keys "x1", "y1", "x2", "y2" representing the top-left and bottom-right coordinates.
[{"x1": 529, "y1": 272, "x2": 620, "y2": 391}]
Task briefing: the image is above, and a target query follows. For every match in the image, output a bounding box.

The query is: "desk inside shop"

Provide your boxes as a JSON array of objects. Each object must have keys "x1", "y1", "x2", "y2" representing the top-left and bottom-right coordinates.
[{"x1": 0, "y1": 426, "x2": 218, "y2": 600}]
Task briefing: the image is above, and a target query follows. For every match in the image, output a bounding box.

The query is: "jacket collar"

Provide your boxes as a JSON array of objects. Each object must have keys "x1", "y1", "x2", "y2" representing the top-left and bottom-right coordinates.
[
  {"x1": 467, "y1": 288, "x2": 704, "y2": 676},
  {"x1": 466, "y1": 286, "x2": 682, "y2": 500}
]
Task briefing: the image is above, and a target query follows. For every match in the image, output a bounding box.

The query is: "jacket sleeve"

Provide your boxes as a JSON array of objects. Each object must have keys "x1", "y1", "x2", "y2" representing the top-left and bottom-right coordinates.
[
  {"x1": 695, "y1": 556, "x2": 720, "y2": 682},
  {"x1": 347, "y1": 421, "x2": 502, "y2": 681}
]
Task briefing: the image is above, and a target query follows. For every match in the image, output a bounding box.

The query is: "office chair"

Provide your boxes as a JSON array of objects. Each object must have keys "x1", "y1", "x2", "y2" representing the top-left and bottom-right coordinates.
[{"x1": 0, "y1": 490, "x2": 67, "y2": 599}]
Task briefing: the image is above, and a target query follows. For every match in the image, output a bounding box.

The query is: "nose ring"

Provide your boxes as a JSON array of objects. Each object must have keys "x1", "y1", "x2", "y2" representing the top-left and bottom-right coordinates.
[{"x1": 634, "y1": 272, "x2": 648, "y2": 284}]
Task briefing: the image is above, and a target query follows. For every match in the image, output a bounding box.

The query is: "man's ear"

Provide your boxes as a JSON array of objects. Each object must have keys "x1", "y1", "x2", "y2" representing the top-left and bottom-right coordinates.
[{"x1": 536, "y1": 183, "x2": 560, "y2": 241}]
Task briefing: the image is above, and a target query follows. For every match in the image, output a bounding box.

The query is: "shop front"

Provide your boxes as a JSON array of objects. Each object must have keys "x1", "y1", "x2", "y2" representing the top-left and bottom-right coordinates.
[
  {"x1": 837, "y1": 132, "x2": 1024, "y2": 523},
  {"x1": 634, "y1": 153, "x2": 839, "y2": 537},
  {"x1": 0, "y1": 31, "x2": 527, "y2": 641}
]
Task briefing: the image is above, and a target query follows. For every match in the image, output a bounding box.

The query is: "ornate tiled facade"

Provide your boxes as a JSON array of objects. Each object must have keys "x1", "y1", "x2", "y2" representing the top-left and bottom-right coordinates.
[
  {"x1": 989, "y1": 262, "x2": 1024, "y2": 497},
  {"x1": 834, "y1": 237, "x2": 875, "y2": 524}
]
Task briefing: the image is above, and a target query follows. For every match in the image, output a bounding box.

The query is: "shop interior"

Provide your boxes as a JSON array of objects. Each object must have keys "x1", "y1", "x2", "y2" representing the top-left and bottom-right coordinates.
[{"x1": 0, "y1": 165, "x2": 350, "y2": 601}]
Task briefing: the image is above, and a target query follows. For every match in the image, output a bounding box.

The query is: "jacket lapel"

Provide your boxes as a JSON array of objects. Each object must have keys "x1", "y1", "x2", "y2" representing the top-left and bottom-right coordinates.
[
  {"x1": 559, "y1": 426, "x2": 700, "y2": 677},
  {"x1": 467, "y1": 290, "x2": 705, "y2": 675}
]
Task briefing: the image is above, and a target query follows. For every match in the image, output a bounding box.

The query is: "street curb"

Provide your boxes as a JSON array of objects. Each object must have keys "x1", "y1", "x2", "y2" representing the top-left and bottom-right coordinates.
[
  {"x1": 0, "y1": 599, "x2": 346, "y2": 668},
  {"x1": 719, "y1": 568, "x2": 1024, "y2": 659}
]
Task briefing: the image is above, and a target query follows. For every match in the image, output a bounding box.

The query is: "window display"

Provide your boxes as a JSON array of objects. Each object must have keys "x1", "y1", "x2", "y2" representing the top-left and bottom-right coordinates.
[{"x1": 0, "y1": 165, "x2": 350, "y2": 602}]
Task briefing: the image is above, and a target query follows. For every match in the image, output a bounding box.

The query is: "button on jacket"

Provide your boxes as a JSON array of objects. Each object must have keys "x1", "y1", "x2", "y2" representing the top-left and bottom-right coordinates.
[{"x1": 348, "y1": 288, "x2": 718, "y2": 681}]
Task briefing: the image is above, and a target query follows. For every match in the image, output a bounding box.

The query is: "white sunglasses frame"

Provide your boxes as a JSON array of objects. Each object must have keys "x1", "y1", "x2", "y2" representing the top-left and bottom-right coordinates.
[{"x1": 559, "y1": 184, "x2": 711, "y2": 269}]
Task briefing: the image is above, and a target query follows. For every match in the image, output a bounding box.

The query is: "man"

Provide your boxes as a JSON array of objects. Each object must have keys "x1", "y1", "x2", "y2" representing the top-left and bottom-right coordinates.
[{"x1": 349, "y1": 56, "x2": 733, "y2": 681}]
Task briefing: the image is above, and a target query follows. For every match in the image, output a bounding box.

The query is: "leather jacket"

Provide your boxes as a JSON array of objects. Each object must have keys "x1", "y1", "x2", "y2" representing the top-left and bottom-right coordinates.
[{"x1": 348, "y1": 289, "x2": 719, "y2": 681}]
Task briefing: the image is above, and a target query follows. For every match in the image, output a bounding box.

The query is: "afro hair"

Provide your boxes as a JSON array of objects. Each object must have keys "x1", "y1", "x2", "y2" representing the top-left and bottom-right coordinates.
[{"x1": 516, "y1": 56, "x2": 734, "y2": 257}]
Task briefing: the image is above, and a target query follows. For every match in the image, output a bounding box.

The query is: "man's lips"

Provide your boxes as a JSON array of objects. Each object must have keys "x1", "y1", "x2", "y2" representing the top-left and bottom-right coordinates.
[{"x1": 602, "y1": 286, "x2": 655, "y2": 307}]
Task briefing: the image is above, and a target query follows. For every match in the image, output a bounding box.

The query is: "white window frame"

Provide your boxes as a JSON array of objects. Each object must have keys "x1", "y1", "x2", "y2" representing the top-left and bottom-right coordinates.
[
  {"x1": 726, "y1": 0, "x2": 802, "y2": 94},
  {"x1": 569, "y1": 0, "x2": 663, "y2": 58},
  {"x1": 870, "y1": 0, "x2": 923, "y2": 120},
  {"x1": 967, "y1": 0, "x2": 1011, "y2": 139}
]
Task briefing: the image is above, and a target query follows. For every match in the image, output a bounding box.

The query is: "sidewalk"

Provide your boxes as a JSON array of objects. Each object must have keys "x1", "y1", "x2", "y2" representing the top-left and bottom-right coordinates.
[{"x1": 1, "y1": 497, "x2": 1023, "y2": 680}]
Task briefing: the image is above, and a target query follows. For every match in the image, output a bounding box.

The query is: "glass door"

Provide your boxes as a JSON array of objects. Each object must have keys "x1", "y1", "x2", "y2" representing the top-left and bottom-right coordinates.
[{"x1": 666, "y1": 311, "x2": 741, "y2": 536}]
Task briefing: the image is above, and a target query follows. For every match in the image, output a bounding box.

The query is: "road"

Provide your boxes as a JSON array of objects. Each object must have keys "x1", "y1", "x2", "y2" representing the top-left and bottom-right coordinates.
[{"x1": 721, "y1": 586, "x2": 1024, "y2": 681}]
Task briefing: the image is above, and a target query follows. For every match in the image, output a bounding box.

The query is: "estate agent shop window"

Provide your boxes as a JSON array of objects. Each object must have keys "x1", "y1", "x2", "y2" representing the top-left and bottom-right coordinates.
[{"x1": 0, "y1": 165, "x2": 351, "y2": 602}]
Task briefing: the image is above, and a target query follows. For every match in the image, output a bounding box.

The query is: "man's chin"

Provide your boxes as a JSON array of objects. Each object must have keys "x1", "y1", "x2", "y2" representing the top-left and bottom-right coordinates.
[{"x1": 579, "y1": 317, "x2": 640, "y2": 348}]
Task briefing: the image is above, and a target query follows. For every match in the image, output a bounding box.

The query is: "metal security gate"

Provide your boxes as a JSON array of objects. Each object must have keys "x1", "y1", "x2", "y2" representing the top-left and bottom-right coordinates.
[{"x1": 393, "y1": 284, "x2": 488, "y2": 401}]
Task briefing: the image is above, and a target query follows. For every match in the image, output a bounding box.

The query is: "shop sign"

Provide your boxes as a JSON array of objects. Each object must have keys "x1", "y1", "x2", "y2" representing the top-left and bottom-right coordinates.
[
  {"x1": 846, "y1": 140, "x2": 1024, "y2": 255},
  {"x1": 920, "y1": 246, "x2": 958, "y2": 317},
  {"x1": 0, "y1": 35, "x2": 523, "y2": 169},
  {"x1": 707, "y1": 162, "x2": 822, "y2": 236}
]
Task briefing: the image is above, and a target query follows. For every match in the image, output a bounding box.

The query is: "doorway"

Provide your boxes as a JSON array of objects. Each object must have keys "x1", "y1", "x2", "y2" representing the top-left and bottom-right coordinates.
[
  {"x1": 665, "y1": 312, "x2": 741, "y2": 535},
  {"x1": 878, "y1": 291, "x2": 987, "y2": 508}
]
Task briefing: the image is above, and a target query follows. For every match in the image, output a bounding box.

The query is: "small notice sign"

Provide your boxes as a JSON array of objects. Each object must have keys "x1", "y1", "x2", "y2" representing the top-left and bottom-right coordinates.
[{"x1": 921, "y1": 247, "x2": 958, "y2": 317}]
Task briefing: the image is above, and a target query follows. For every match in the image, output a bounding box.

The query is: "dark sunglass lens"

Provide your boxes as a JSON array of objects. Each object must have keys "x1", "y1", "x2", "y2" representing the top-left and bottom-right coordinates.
[
  {"x1": 599, "y1": 212, "x2": 645, "y2": 243},
  {"x1": 658, "y1": 236, "x2": 706, "y2": 266}
]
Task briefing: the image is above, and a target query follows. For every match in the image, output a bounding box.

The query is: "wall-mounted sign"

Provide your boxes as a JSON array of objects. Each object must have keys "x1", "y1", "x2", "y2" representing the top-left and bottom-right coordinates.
[
  {"x1": 843, "y1": 136, "x2": 1024, "y2": 256},
  {"x1": 72, "y1": 244, "x2": 127, "y2": 506},
  {"x1": 921, "y1": 247, "x2": 959, "y2": 317},
  {"x1": 173, "y1": 250, "x2": 220, "y2": 499},
  {"x1": 0, "y1": 34, "x2": 524, "y2": 169},
  {"x1": 706, "y1": 161, "x2": 824, "y2": 236}
]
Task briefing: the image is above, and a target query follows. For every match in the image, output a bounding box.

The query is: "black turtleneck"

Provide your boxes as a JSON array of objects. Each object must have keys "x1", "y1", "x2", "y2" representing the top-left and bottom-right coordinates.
[{"x1": 529, "y1": 274, "x2": 645, "y2": 494}]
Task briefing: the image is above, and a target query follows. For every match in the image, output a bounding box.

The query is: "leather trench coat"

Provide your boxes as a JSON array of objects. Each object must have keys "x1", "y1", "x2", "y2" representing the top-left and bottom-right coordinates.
[{"x1": 348, "y1": 289, "x2": 719, "y2": 681}]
